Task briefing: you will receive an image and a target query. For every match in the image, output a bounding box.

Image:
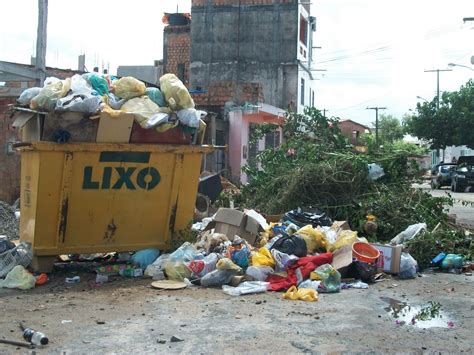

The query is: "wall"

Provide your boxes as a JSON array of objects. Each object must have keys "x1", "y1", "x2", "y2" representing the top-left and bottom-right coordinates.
[
  {"x1": 0, "y1": 97, "x2": 20, "y2": 203},
  {"x1": 163, "y1": 24, "x2": 191, "y2": 85},
  {"x1": 190, "y1": 0, "x2": 299, "y2": 110},
  {"x1": 117, "y1": 65, "x2": 162, "y2": 85},
  {"x1": 338, "y1": 120, "x2": 369, "y2": 145}
]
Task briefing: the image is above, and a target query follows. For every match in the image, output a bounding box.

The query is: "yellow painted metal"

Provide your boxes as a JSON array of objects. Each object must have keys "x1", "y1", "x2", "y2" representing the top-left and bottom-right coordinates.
[{"x1": 19, "y1": 142, "x2": 213, "y2": 256}]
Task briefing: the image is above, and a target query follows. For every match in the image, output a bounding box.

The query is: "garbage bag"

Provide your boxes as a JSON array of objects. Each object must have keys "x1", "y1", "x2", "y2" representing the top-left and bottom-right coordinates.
[
  {"x1": 160, "y1": 73, "x2": 195, "y2": 111},
  {"x1": 283, "y1": 286, "x2": 318, "y2": 302},
  {"x1": 283, "y1": 207, "x2": 332, "y2": 228},
  {"x1": 165, "y1": 261, "x2": 192, "y2": 281},
  {"x1": 251, "y1": 247, "x2": 275, "y2": 268},
  {"x1": 398, "y1": 252, "x2": 418, "y2": 279},
  {"x1": 390, "y1": 223, "x2": 427, "y2": 245},
  {"x1": 131, "y1": 248, "x2": 160, "y2": 269},
  {"x1": 200, "y1": 269, "x2": 237, "y2": 287},
  {"x1": 246, "y1": 266, "x2": 274, "y2": 281},
  {"x1": 328, "y1": 230, "x2": 358, "y2": 252},
  {"x1": 142, "y1": 112, "x2": 169, "y2": 129},
  {"x1": 17, "y1": 87, "x2": 41, "y2": 106},
  {"x1": 352, "y1": 260, "x2": 377, "y2": 283},
  {"x1": 440, "y1": 254, "x2": 464, "y2": 270},
  {"x1": 169, "y1": 242, "x2": 199, "y2": 262},
  {"x1": 144, "y1": 254, "x2": 170, "y2": 280},
  {"x1": 271, "y1": 249, "x2": 298, "y2": 273},
  {"x1": 230, "y1": 245, "x2": 250, "y2": 269},
  {"x1": 113, "y1": 76, "x2": 145, "y2": 100},
  {"x1": 185, "y1": 253, "x2": 218, "y2": 278},
  {"x1": 298, "y1": 279, "x2": 321, "y2": 291},
  {"x1": 270, "y1": 235, "x2": 307, "y2": 257},
  {"x1": 297, "y1": 225, "x2": 327, "y2": 253},
  {"x1": 216, "y1": 258, "x2": 242, "y2": 272},
  {"x1": 70, "y1": 74, "x2": 94, "y2": 95},
  {"x1": 222, "y1": 281, "x2": 269, "y2": 296},
  {"x1": 105, "y1": 93, "x2": 126, "y2": 110},
  {"x1": 83, "y1": 73, "x2": 109, "y2": 96},
  {"x1": 55, "y1": 94, "x2": 102, "y2": 114},
  {"x1": 0, "y1": 237, "x2": 15, "y2": 253},
  {"x1": 0, "y1": 265, "x2": 36, "y2": 290},
  {"x1": 121, "y1": 96, "x2": 169, "y2": 128},
  {"x1": 30, "y1": 77, "x2": 71, "y2": 111},
  {"x1": 145, "y1": 87, "x2": 166, "y2": 107},
  {"x1": 311, "y1": 264, "x2": 341, "y2": 293},
  {"x1": 368, "y1": 163, "x2": 385, "y2": 181},
  {"x1": 177, "y1": 108, "x2": 206, "y2": 128}
]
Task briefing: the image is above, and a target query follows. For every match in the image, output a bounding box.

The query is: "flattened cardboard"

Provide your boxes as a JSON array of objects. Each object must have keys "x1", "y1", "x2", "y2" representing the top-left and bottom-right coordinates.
[
  {"x1": 332, "y1": 221, "x2": 350, "y2": 231},
  {"x1": 13, "y1": 112, "x2": 42, "y2": 142},
  {"x1": 332, "y1": 245, "x2": 353, "y2": 270},
  {"x1": 96, "y1": 111, "x2": 134, "y2": 143},
  {"x1": 372, "y1": 243, "x2": 402, "y2": 274}
]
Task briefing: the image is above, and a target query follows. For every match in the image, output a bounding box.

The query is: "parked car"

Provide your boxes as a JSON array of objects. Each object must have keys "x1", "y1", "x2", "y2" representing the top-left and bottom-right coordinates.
[
  {"x1": 431, "y1": 163, "x2": 456, "y2": 189},
  {"x1": 451, "y1": 156, "x2": 474, "y2": 192}
]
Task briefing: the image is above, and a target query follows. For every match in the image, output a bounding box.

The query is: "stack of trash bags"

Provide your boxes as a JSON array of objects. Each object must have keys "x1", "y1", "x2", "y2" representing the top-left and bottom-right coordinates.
[
  {"x1": 143, "y1": 209, "x2": 378, "y2": 302},
  {"x1": 16, "y1": 73, "x2": 205, "y2": 134}
]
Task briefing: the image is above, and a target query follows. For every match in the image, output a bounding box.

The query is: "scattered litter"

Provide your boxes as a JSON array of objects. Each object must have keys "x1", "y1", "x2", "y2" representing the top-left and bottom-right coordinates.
[
  {"x1": 151, "y1": 280, "x2": 187, "y2": 290},
  {"x1": 61, "y1": 320, "x2": 72, "y2": 324},
  {"x1": 283, "y1": 286, "x2": 318, "y2": 302},
  {"x1": 222, "y1": 281, "x2": 269, "y2": 296},
  {"x1": 65, "y1": 276, "x2": 81, "y2": 284},
  {"x1": 0, "y1": 265, "x2": 36, "y2": 290},
  {"x1": 170, "y1": 335, "x2": 184, "y2": 343}
]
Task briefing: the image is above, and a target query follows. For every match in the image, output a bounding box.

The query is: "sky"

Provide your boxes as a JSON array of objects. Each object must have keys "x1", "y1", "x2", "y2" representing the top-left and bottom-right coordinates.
[{"x1": 0, "y1": 0, "x2": 473, "y2": 126}]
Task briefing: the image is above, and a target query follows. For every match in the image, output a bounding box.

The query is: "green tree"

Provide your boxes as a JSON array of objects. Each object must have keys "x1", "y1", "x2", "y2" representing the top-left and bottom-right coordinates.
[
  {"x1": 404, "y1": 79, "x2": 474, "y2": 149},
  {"x1": 378, "y1": 114, "x2": 404, "y2": 143}
]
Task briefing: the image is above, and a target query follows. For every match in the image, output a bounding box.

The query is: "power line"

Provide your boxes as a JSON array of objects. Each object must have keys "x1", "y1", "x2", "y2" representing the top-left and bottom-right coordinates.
[{"x1": 424, "y1": 69, "x2": 453, "y2": 109}]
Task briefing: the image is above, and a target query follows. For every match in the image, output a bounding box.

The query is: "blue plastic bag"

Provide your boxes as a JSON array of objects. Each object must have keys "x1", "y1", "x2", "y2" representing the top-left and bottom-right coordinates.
[
  {"x1": 131, "y1": 248, "x2": 160, "y2": 269},
  {"x1": 145, "y1": 87, "x2": 166, "y2": 107}
]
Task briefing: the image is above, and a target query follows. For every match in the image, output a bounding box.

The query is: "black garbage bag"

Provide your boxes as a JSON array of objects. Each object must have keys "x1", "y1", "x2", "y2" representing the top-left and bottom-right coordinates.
[
  {"x1": 283, "y1": 207, "x2": 332, "y2": 228},
  {"x1": 270, "y1": 235, "x2": 307, "y2": 257}
]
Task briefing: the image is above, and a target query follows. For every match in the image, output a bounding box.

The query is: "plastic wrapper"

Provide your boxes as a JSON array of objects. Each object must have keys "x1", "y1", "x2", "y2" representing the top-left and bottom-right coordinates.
[
  {"x1": 185, "y1": 253, "x2": 218, "y2": 278},
  {"x1": 328, "y1": 230, "x2": 358, "y2": 252},
  {"x1": 17, "y1": 87, "x2": 41, "y2": 106},
  {"x1": 368, "y1": 163, "x2": 385, "y2": 180},
  {"x1": 144, "y1": 254, "x2": 170, "y2": 280},
  {"x1": 165, "y1": 261, "x2": 192, "y2": 281},
  {"x1": 145, "y1": 87, "x2": 166, "y2": 107},
  {"x1": 55, "y1": 94, "x2": 101, "y2": 114},
  {"x1": 131, "y1": 248, "x2": 160, "y2": 269},
  {"x1": 271, "y1": 249, "x2": 298, "y2": 273},
  {"x1": 200, "y1": 269, "x2": 237, "y2": 287},
  {"x1": 398, "y1": 252, "x2": 418, "y2": 279},
  {"x1": 251, "y1": 247, "x2": 275, "y2": 268},
  {"x1": 297, "y1": 225, "x2": 327, "y2": 253},
  {"x1": 143, "y1": 112, "x2": 169, "y2": 129},
  {"x1": 222, "y1": 281, "x2": 269, "y2": 296},
  {"x1": 113, "y1": 76, "x2": 146, "y2": 100},
  {"x1": 160, "y1": 73, "x2": 195, "y2": 111},
  {"x1": 283, "y1": 207, "x2": 332, "y2": 228},
  {"x1": 30, "y1": 77, "x2": 71, "y2": 111},
  {"x1": 298, "y1": 279, "x2": 321, "y2": 291},
  {"x1": 390, "y1": 223, "x2": 427, "y2": 245},
  {"x1": 177, "y1": 108, "x2": 206, "y2": 128},
  {"x1": 311, "y1": 264, "x2": 341, "y2": 293},
  {"x1": 283, "y1": 286, "x2": 318, "y2": 302},
  {"x1": 246, "y1": 266, "x2": 274, "y2": 281},
  {"x1": 70, "y1": 74, "x2": 94, "y2": 95},
  {"x1": 105, "y1": 93, "x2": 126, "y2": 110},
  {"x1": 83, "y1": 73, "x2": 109, "y2": 96},
  {"x1": 0, "y1": 265, "x2": 36, "y2": 290}
]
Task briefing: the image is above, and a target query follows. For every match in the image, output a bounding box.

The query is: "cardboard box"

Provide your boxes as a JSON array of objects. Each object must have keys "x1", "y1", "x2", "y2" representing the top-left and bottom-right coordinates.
[
  {"x1": 331, "y1": 245, "x2": 353, "y2": 270},
  {"x1": 213, "y1": 208, "x2": 267, "y2": 246},
  {"x1": 42, "y1": 112, "x2": 99, "y2": 142},
  {"x1": 12, "y1": 112, "x2": 43, "y2": 142},
  {"x1": 332, "y1": 221, "x2": 350, "y2": 231},
  {"x1": 371, "y1": 243, "x2": 402, "y2": 274}
]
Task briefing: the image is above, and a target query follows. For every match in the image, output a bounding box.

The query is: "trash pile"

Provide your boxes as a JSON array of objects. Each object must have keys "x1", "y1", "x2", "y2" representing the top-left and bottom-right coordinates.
[
  {"x1": 16, "y1": 73, "x2": 205, "y2": 140},
  {"x1": 0, "y1": 200, "x2": 19, "y2": 240}
]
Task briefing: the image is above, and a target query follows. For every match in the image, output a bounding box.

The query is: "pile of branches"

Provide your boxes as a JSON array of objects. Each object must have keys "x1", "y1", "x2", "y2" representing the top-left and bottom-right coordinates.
[{"x1": 242, "y1": 108, "x2": 454, "y2": 243}]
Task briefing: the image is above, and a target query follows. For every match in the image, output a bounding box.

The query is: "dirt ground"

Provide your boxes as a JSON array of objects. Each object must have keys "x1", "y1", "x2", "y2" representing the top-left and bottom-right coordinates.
[{"x1": 1, "y1": 267, "x2": 473, "y2": 354}]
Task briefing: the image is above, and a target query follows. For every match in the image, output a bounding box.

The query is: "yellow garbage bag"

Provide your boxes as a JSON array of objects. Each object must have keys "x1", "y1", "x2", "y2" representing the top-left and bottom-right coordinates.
[
  {"x1": 283, "y1": 286, "x2": 318, "y2": 302},
  {"x1": 328, "y1": 230, "x2": 358, "y2": 252},
  {"x1": 251, "y1": 247, "x2": 275, "y2": 268},
  {"x1": 297, "y1": 225, "x2": 328, "y2": 253},
  {"x1": 216, "y1": 258, "x2": 242, "y2": 272},
  {"x1": 160, "y1": 73, "x2": 195, "y2": 111},
  {"x1": 30, "y1": 77, "x2": 71, "y2": 111},
  {"x1": 113, "y1": 76, "x2": 146, "y2": 100}
]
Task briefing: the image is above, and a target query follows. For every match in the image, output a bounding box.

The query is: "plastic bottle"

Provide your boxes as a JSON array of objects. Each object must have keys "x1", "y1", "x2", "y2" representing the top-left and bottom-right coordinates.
[{"x1": 22, "y1": 327, "x2": 49, "y2": 346}]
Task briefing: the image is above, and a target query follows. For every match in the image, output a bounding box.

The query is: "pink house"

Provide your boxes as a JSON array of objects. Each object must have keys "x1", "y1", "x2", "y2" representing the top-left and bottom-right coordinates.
[{"x1": 228, "y1": 103, "x2": 285, "y2": 184}]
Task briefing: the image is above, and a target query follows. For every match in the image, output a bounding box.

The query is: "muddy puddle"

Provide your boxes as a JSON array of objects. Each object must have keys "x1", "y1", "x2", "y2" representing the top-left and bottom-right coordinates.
[{"x1": 381, "y1": 297, "x2": 453, "y2": 328}]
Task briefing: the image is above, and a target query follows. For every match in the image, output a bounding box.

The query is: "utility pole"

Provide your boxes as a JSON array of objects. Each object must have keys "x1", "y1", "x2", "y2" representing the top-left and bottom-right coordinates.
[
  {"x1": 35, "y1": 0, "x2": 48, "y2": 86},
  {"x1": 322, "y1": 109, "x2": 328, "y2": 118},
  {"x1": 366, "y1": 107, "x2": 386, "y2": 147},
  {"x1": 424, "y1": 69, "x2": 452, "y2": 109}
]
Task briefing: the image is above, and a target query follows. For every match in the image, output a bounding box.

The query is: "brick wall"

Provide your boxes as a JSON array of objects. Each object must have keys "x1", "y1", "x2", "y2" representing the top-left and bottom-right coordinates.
[
  {"x1": 192, "y1": 0, "x2": 296, "y2": 6},
  {"x1": 337, "y1": 120, "x2": 369, "y2": 145},
  {"x1": 164, "y1": 25, "x2": 191, "y2": 84},
  {"x1": 193, "y1": 82, "x2": 264, "y2": 108},
  {"x1": 0, "y1": 97, "x2": 20, "y2": 204}
]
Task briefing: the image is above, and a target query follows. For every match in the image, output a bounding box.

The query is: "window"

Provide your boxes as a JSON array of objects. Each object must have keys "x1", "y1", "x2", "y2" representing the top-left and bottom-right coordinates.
[
  {"x1": 300, "y1": 78, "x2": 305, "y2": 105},
  {"x1": 265, "y1": 130, "x2": 281, "y2": 149},
  {"x1": 299, "y1": 15, "x2": 308, "y2": 46},
  {"x1": 177, "y1": 63, "x2": 185, "y2": 82}
]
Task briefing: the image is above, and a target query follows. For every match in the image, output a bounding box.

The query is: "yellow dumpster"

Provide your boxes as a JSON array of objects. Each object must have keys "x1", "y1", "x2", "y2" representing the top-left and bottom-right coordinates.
[{"x1": 18, "y1": 142, "x2": 212, "y2": 270}]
